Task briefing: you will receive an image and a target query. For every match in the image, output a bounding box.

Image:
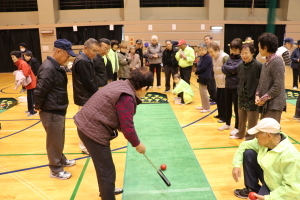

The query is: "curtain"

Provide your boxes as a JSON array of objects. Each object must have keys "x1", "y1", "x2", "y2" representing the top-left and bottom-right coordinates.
[
  {"x1": 0, "y1": 29, "x2": 41, "y2": 72},
  {"x1": 56, "y1": 25, "x2": 123, "y2": 45},
  {"x1": 224, "y1": 24, "x2": 286, "y2": 57}
]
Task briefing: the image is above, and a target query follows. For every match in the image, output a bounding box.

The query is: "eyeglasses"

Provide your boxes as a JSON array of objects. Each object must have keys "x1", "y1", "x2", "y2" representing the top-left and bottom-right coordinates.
[{"x1": 88, "y1": 47, "x2": 99, "y2": 54}]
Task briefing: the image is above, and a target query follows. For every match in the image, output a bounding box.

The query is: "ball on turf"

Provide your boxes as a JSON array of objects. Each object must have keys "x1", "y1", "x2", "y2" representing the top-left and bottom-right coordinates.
[
  {"x1": 160, "y1": 164, "x2": 167, "y2": 170},
  {"x1": 248, "y1": 192, "x2": 257, "y2": 200}
]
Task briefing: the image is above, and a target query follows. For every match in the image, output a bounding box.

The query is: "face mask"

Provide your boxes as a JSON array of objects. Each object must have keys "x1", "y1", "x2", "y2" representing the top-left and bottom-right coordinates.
[{"x1": 20, "y1": 48, "x2": 25, "y2": 52}]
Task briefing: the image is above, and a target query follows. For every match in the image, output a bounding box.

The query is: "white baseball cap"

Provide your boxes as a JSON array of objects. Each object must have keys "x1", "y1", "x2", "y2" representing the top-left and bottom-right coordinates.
[{"x1": 248, "y1": 118, "x2": 281, "y2": 135}]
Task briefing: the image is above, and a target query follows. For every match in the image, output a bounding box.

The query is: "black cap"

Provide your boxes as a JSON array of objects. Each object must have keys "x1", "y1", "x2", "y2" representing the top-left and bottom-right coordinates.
[
  {"x1": 284, "y1": 38, "x2": 296, "y2": 44},
  {"x1": 136, "y1": 39, "x2": 142, "y2": 44},
  {"x1": 297, "y1": 40, "x2": 300, "y2": 45},
  {"x1": 19, "y1": 42, "x2": 27, "y2": 48},
  {"x1": 54, "y1": 39, "x2": 76, "y2": 57}
]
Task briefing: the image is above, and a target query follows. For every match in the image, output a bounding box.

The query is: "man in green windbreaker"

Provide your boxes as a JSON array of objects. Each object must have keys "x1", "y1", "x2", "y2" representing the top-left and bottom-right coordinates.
[{"x1": 232, "y1": 118, "x2": 300, "y2": 200}]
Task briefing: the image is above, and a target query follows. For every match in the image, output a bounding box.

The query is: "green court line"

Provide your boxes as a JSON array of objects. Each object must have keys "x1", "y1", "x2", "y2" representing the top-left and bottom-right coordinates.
[
  {"x1": 192, "y1": 146, "x2": 239, "y2": 150},
  {"x1": 0, "y1": 152, "x2": 127, "y2": 156},
  {"x1": 70, "y1": 157, "x2": 90, "y2": 200}
]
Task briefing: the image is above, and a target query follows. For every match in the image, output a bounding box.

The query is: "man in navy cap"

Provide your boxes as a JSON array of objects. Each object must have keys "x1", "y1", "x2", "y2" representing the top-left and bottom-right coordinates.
[
  {"x1": 135, "y1": 39, "x2": 144, "y2": 66},
  {"x1": 276, "y1": 37, "x2": 295, "y2": 68},
  {"x1": 34, "y1": 39, "x2": 77, "y2": 180}
]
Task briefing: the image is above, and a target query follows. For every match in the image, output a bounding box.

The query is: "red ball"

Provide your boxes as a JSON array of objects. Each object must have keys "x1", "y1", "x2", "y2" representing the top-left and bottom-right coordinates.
[
  {"x1": 160, "y1": 164, "x2": 167, "y2": 170},
  {"x1": 248, "y1": 192, "x2": 257, "y2": 200}
]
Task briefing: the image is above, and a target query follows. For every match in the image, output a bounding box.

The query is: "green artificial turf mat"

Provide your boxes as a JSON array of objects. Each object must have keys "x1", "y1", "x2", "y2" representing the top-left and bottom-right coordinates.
[{"x1": 122, "y1": 104, "x2": 216, "y2": 200}]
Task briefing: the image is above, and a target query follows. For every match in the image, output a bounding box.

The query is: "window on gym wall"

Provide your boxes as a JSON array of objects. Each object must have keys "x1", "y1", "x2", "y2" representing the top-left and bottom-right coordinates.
[
  {"x1": 140, "y1": 0, "x2": 204, "y2": 7},
  {"x1": 224, "y1": 0, "x2": 280, "y2": 8},
  {"x1": 0, "y1": 0, "x2": 37, "y2": 12},
  {"x1": 59, "y1": 0, "x2": 124, "y2": 10}
]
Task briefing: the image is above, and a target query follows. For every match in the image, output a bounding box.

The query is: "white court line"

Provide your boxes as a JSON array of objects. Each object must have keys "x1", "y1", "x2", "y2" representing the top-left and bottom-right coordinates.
[
  {"x1": 0, "y1": 165, "x2": 52, "y2": 200},
  {"x1": 280, "y1": 116, "x2": 289, "y2": 121},
  {"x1": 125, "y1": 187, "x2": 212, "y2": 195}
]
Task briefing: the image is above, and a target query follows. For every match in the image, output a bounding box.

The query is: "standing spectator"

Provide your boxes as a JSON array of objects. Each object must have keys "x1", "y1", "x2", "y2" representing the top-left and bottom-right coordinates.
[
  {"x1": 276, "y1": 38, "x2": 294, "y2": 69},
  {"x1": 94, "y1": 38, "x2": 111, "y2": 87},
  {"x1": 195, "y1": 43, "x2": 212, "y2": 113},
  {"x1": 208, "y1": 42, "x2": 229, "y2": 123},
  {"x1": 294, "y1": 95, "x2": 300, "y2": 120},
  {"x1": 74, "y1": 68, "x2": 153, "y2": 199},
  {"x1": 232, "y1": 118, "x2": 300, "y2": 199},
  {"x1": 220, "y1": 38, "x2": 243, "y2": 134},
  {"x1": 204, "y1": 35, "x2": 217, "y2": 106},
  {"x1": 128, "y1": 46, "x2": 141, "y2": 70},
  {"x1": 34, "y1": 39, "x2": 77, "y2": 180},
  {"x1": 135, "y1": 39, "x2": 144, "y2": 66},
  {"x1": 107, "y1": 40, "x2": 119, "y2": 82},
  {"x1": 175, "y1": 39, "x2": 195, "y2": 84},
  {"x1": 290, "y1": 40, "x2": 300, "y2": 89},
  {"x1": 146, "y1": 35, "x2": 163, "y2": 88},
  {"x1": 118, "y1": 43, "x2": 132, "y2": 80},
  {"x1": 172, "y1": 74, "x2": 194, "y2": 105},
  {"x1": 72, "y1": 38, "x2": 101, "y2": 154},
  {"x1": 24, "y1": 51, "x2": 40, "y2": 76},
  {"x1": 10, "y1": 51, "x2": 37, "y2": 116},
  {"x1": 19, "y1": 42, "x2": 31, "y2": 93},
  {"x1": 231, "y1": 43, "x2": 262, "y2": 140},
  {"x1": 256, "y1": 33, "x2": 286, "y2": 123},
  {"x1": 162, "y1": 40, "x2": 178, "y2": 92}
]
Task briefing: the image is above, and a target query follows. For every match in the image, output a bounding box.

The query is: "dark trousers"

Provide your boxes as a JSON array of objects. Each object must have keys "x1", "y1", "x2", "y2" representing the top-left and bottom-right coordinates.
[
  {"x1": 149, "y1": 64, "x2": 161, "y2": 86},
  {"x1": 225, "y1": 88, "x2": 239, "y2": 129},
  {"x1": 243, "y1": 149, "x2": 270, "y2": 195},
  {"x1": 113, "y1": 73, "x2": 118, "y2": 81},
  {"x1": 207, "y1": 72, "x2": 217, "y2": 102},
  {"x1": 261, "y1": 110, "x2": 282, "y2": 123},
  {"x1": 164, "y1": 66, "x2": 178, "y2": 91},
  {"x1": 179, "y1": 66, "x2": 192, "y2": 84},
  {"x1": 178, "y1": 92, "x2": 184, "y2": 104},
  {"x1": 292, "y1": 68, "x2": 300, "y2": 88},
  {"x1": 27, "y1": 89, "x2": 35, "y2": 114},
  {"x1": 295, "y1": 95, "x2": 300, "y2": 117},
  {"x1": 216, "y1": 88, "x2": 226, "y2": 121},
  {"x1": 39, "y1": 111, "x2": 67, "y2": 174},
  {"x1": 78, "y1": 129, "x2": 116, "y2": 200}
]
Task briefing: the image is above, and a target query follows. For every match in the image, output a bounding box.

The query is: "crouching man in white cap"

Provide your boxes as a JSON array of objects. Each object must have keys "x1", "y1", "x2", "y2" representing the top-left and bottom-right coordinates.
[{"x1": 231, "y1": 118, "x2": 300, "y2": 200}]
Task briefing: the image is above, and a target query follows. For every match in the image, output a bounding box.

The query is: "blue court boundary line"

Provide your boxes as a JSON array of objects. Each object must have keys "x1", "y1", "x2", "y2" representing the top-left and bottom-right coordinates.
[
  {"x1": 0, "y1": 121, "x2": 41, "y2": 139},
  {"x1": 0, "y1": 146, "x2": 127, "y2": 176},
  {"x1": 181, "y1": 108, "x2": 217, "y2": 128}
]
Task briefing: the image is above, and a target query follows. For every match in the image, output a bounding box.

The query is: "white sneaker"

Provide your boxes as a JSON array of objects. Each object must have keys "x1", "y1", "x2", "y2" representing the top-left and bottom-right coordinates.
[
  {"x1": 293, "y1": 87, "x2": 298, "y2": 89},
  {"x1": 230, "y1": 128, "x2": 239, "y2": 136},
  {"x1": 149, "y1": 86, "x2": 152, "y2": 89},
  {"x1": 200, "y1": 109, "x2": 211, "y2": 113},
  {"x1": 196, "y1": 106, "x2": 204, "y2": 110},
  {"x1": 157, "y1": 86, "x2": 161, "y2": 89},
  {"x1": 50, "y1": 171, "x2": 72, "y2": 180},
  {"x1": 229, "y1": 134, "x2": 242, "y2": 139},
  {"x1": 218, "y1": 124, "x2": 231, "y2": 131}
]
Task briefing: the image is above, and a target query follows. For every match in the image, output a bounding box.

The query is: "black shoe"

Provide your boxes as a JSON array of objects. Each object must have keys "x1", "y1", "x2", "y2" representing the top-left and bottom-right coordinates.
[
  {"x1": 234, "y1": 188, "x2": 252, "y2": 199},
  {"x1": 214, "y1": 115, "x2": 220, "y2": 118},
  {"x1": 114, "y1": 188, "x2": 123, "y2": 195}
]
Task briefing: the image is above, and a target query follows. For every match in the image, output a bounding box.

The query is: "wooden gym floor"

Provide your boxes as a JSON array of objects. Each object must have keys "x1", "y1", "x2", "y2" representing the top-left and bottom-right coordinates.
[{"x1": 0, "y1": 67, "x2": 299, "y2": 200}]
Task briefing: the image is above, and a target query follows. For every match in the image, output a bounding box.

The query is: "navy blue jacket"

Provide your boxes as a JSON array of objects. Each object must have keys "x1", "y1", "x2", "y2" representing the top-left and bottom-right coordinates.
[
  {"x1": 195, "y1": 53, "x2": 213, "y2": 85},
  {"x1": 222, "y1": 54, "x2": 243, "y2": 89},
  {"x1": 291, "y1": 48, "x2": 300, "y2": 69}
]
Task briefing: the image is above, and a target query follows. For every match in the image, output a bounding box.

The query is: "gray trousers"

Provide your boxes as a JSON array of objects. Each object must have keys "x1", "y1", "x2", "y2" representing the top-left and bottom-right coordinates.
[
  {"x1": 237, "y1": 109, "x2": 259, "y2": 140},
  {"x1": 199, "y1": 83, "x2": 210, "y2": 110},
  {"x1": 78, "y1": 129, "x2": 116, "y2": 200},
  {"x1": 261, "y1": 110, "x2": 282, "y2": 123},
  {"x1": 39, "y1": 111, "x2": 67, "y2": 174}
]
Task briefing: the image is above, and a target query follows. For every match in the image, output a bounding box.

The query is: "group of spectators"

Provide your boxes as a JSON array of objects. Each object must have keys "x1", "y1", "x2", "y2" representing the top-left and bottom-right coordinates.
[{"x1": 9, "y1": 32, "x2": 300, "y2": 200}]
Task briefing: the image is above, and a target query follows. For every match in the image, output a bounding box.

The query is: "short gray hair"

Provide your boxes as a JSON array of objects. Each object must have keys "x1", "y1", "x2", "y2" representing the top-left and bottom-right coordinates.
[
  {"x1": 197, "y1": 43, "x2": 207, "y2": 49},
  {"x1": 84, "y1": 38, "x2": 99, "y2": 48},
  {"x1": 151, "y1": 35, "x2": 158, "y2": 41}
]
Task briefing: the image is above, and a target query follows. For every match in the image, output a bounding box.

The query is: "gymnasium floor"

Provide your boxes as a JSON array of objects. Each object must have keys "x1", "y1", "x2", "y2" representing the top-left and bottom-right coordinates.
[{"x1": 0, "y1": 68, "x2": 299, "y2": 200}]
